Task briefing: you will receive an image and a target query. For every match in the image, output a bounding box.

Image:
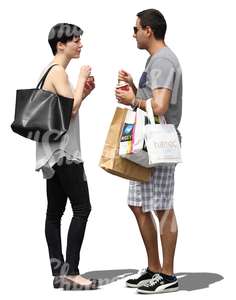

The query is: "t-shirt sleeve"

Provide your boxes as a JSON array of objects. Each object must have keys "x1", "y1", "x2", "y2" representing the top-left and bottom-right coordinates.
[{"x1": 149, "y1": 58, "x2": 176, "y2": 91}]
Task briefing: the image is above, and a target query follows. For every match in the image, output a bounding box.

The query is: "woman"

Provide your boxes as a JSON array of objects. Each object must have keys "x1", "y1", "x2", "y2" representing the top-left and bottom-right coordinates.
[{"x1": 35, "y1": 23, "x2": 98, "y2": 290}]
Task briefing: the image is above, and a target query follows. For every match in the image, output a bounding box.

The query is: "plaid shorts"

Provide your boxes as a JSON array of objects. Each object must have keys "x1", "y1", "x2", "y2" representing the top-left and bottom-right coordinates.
[{"x1": 127, "y1": 164, "x2": 176, "y2": 212}]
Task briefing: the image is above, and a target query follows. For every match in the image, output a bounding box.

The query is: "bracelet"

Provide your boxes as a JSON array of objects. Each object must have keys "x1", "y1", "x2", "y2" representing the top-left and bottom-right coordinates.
[
  {"x1": 131, "y1": 97, "x2": 139, "y2": 109},
  {"x1": 138, "y1": 99, "x2": 142, "y2": 109}
]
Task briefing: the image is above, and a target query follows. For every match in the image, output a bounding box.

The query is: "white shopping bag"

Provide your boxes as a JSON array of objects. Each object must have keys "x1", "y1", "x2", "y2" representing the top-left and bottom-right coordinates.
[{"x1": 145, "y1": 99, "x2": 182, "y2": 166}]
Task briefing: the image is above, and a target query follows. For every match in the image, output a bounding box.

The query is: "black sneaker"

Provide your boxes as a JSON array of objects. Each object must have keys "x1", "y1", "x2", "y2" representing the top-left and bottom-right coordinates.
[
  {"x1": 137, "y1": 272, "x2": 179, "y2": 294},
  {"x1": 126, "y1": 268, "x2": 156, "y2": 288}
]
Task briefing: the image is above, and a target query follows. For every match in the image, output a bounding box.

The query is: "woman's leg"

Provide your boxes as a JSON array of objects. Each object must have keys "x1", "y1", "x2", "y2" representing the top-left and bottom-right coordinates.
[
  {"x1": 56, "y1": 159, "x2": 91, "y2": 276},
  {"x1": 46, "y1": 170, "x2": 67, "y2": 276}
]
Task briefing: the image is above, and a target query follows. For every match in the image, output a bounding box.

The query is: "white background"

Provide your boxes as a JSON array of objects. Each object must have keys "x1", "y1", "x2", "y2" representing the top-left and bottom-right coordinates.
[{"x1": 0, "y1": 0, "x2": 235, "y2": 299}]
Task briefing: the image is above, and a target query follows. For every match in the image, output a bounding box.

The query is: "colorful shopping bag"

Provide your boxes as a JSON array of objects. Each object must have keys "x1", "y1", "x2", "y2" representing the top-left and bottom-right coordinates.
[
  {"x1": 119, "y1": 107, "x2": 163, "y2": 167},
  {"x1": 99, "y1": 107, "x2": 153, "y2": 182}
]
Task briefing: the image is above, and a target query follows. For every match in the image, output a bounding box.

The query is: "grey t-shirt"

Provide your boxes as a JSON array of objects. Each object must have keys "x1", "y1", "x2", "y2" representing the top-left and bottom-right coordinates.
[{"x1": 136, "y1": 46, "x2": 182, "y2": 140}]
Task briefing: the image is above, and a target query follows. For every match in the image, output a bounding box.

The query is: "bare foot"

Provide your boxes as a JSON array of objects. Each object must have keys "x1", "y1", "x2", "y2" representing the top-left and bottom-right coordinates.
[{"x1": 65, "y1": 275, "x2": 92, "y2": 285}]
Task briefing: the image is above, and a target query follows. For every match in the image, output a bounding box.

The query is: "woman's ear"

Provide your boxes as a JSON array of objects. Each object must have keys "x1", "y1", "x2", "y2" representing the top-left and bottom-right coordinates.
[{"x1": 57, "y1": 41, "x2": 65, "y2": 53}]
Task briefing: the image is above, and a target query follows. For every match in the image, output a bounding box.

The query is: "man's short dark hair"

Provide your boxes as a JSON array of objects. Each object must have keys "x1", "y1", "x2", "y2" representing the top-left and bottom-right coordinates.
[
  {"x1": 137, "y1": 9, "x2": 167, "y2": 40},
  {"x1": 48, "y1": 23, "x2": 83, "y2": 55}
]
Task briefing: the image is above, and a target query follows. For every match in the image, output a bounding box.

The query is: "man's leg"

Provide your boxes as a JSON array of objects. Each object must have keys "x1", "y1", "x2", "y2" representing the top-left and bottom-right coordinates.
[
  {"x1": 155, "y1": 209, "x2": 178, "y2": 275},
  {"x1": 129, "y1": 205, "x2": 162, "y2": 272}
]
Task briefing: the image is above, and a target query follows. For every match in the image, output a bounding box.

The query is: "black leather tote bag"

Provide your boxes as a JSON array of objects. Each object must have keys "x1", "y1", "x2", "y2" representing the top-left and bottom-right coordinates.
[{"x1": 11, "y1": 64, "x2": 74, "y2": 142}]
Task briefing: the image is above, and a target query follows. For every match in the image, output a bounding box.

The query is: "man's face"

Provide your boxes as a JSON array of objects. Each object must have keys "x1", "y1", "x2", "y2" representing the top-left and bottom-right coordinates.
[
  {"x1": 133, "y1": 18, "x2": 148, "y2": 49},
  {"x1": 58, "y1": 36, "x2": 83, "y2": 58}
]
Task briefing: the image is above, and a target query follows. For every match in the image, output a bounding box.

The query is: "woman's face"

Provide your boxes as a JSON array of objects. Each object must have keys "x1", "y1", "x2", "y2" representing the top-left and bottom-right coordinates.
[{"x1": 61, "y1": 36, "x2": 83, "y2": 59}]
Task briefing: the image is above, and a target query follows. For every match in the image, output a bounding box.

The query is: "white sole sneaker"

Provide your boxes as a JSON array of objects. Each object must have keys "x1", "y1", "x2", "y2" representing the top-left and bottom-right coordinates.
[
  {"x1": 126, "y1": 279, "x2": 153, "y2": 288},
  {"x1": 137, "y1": 283, "x2": 179, "y2": 294}
]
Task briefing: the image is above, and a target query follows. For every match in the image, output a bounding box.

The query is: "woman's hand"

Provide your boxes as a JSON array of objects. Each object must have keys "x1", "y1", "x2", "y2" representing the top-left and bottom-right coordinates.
[
  {"x1": 83, "y1": 76, "x2": 95, "y2": 99},
  {"x1": 79, "y1": 65, "x2": 92, "y2": 81}
]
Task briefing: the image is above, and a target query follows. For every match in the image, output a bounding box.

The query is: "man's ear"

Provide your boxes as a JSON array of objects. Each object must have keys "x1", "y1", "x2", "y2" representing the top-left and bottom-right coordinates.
[{"x1": 146, "y1": 26, "x2": 153, "y2": 38}]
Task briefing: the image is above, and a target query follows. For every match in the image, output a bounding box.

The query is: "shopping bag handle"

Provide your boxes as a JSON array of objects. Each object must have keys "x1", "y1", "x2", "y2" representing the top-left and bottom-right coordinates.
[{"x1": 145, "y1": 98, "x2": 166, "y2": 125}]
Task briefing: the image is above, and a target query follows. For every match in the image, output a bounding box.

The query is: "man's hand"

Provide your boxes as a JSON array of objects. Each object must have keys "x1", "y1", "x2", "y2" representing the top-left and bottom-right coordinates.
[
  {"x1": 118, "y1": 70, "x2": 137, "y2": 95},
  {"x1": 115, "y1": 86, "x2": 135, "y2": 106},
  {"x1": 118, "y1": 69, "x2": 133, "y2": 86}
]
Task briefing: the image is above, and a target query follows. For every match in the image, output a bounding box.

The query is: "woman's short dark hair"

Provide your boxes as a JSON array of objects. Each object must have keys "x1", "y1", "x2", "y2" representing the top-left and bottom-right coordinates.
[
  {"x1": 48, "y1": 23, "x2": 83, "y2": 55},
  {"x1": 137, "y1": 9, "x2": 167, "y2": 40}
]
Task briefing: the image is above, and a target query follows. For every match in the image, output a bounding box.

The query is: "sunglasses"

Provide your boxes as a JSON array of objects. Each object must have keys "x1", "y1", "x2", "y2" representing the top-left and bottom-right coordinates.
[{"x1": 133, "y1": 26, "x2": 141, "y2": 34}]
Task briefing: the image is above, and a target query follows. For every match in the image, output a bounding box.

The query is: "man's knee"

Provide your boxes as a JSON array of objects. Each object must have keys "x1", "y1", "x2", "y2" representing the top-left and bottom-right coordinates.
[
  {"x1": 128, "y1": 205, "x2": 151, "y2": 218},
  {"x1": 155, "y1": 208, "x2": 175, "y2": 221},
  {"x1": 155, "y1": 209, "x2": 177, "y2": 233}
]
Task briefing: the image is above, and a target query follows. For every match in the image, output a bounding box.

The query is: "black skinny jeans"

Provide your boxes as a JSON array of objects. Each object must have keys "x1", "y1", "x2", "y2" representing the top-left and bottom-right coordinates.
[{"x1": 45, "y1": 157, "x2": 91, "y2": 276}]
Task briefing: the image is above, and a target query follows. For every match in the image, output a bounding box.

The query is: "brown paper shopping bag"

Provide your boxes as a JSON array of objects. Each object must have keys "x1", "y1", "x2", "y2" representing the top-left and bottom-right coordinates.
[{"x1": 99, "y1": 107, "x2": 153, "y2": 182}]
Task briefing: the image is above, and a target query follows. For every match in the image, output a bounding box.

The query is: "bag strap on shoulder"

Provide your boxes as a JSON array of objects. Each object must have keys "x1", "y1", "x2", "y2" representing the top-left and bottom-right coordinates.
[{"x1": 36, "y1": 64, "x2": 59, "y2": 89}]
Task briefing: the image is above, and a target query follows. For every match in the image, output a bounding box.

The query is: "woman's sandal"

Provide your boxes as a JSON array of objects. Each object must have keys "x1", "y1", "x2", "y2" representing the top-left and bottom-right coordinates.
[
  {"x1": 63, "y1": 277, "x2": 99, "y2": 290},
  {"x1": 53, "y1": 276, "x2": 65, "y2": 289}
]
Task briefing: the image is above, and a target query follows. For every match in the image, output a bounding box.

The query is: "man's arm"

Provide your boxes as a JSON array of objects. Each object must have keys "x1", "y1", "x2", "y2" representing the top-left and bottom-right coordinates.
[
  {"x1": 115, "y1": 86, "x2": 171, "y2": 116},
  {"x1": 116, "y1": 58, "x2": 174, "y2": 115},
  {"x1": 135, "y1": 88, "x2": 171, "y2": 115}
]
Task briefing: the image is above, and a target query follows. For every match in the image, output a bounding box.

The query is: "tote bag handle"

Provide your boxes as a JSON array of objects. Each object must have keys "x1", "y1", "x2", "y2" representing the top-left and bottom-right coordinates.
[
  {"x1": 145, "y1": 98, "x2": 166, "y2": 125},
  {"x1": 36, "y1": 64, "x2": 59, "y2": 89}
]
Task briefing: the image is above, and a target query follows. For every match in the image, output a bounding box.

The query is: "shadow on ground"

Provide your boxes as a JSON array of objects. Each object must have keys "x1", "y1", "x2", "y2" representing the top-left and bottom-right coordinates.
[{"x1": 82, "y1": 269, "x2": 224, "y2": 291}]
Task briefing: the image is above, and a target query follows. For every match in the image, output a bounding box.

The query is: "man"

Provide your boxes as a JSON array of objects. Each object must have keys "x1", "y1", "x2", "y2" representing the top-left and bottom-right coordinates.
[
  {"x1": 36, "y1": 23, "x2": 98, "y2": 290},
  {"x1": 115, "y1": 9, "x2": 182, "y2": 294}
]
